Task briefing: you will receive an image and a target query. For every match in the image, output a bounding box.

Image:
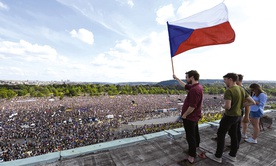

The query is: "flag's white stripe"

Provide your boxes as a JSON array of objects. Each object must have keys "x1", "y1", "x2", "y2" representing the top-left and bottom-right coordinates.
[{"x1": 169, "y1": 3, "x2": 228, "y2": 29}]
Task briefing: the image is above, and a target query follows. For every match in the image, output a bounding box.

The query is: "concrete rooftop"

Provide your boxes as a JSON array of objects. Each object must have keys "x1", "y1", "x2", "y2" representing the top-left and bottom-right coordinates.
[{"x1": 1, "y1": 110, "x2": 276, "y2": 166}]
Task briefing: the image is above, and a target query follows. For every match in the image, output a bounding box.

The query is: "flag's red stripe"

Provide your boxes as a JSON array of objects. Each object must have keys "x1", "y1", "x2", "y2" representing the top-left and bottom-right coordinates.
[{"x1": 175, "y1": 22, "x2": 235, "y2": 56}]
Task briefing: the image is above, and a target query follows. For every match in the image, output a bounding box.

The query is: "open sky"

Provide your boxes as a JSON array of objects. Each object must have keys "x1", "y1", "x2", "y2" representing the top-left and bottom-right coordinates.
[{"x1": 0, "y1": 0, "x2": 275, "y2": 83}]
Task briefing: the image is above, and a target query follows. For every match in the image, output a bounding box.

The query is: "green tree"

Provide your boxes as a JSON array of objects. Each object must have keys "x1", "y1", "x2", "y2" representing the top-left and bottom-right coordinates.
[{"x1": 17, "y1": 89, "x2": 28, "y2": 96}]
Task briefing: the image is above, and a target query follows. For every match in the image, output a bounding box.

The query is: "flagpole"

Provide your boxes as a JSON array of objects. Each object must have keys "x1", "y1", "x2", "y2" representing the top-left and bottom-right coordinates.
[
  {"x1": 167, "y1": 21, "x2": 174, "y2": 75},
  {"x1": 171, "y1": 57, "x2": 174, "y2": 74}
]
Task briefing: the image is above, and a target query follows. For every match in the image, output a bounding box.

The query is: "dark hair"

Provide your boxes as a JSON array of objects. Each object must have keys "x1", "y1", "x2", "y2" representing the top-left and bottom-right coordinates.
[
  {"x1": 223, "y1": 73, "x2": 238, "y2": 82},
  {"x1": 237, "y1": 74, "x2": 243, "y2": 82},
  {"x1": 185, "y1": 70, "x2": 200, "y2": 81},
  {"x1": 249, "y1": 83, "x2": 265, "y2": 96}
]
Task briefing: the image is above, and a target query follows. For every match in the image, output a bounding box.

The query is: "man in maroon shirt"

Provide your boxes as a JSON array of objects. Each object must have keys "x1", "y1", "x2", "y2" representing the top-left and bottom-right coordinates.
[{"x1": 173, "y1": 70, "x2": 204, "y2": 164}]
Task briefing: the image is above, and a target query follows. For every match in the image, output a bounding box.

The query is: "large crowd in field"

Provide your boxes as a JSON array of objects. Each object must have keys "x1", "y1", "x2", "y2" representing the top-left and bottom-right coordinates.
[{"x1": 0, "y1": 94, "x2": 275, "y2": 161}]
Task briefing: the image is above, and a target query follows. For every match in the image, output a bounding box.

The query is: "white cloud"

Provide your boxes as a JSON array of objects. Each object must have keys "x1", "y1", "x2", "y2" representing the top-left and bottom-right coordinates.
[
  {"x1": 176, "y1": 0, "x2": 222, "y2": 18},
  {"x1": 70, "y1": 28, "x2": 94, "y2": 45},
  {"x1": 0, "y1": 66, "x2": 25, "y2": 77},
  {"x1": 115, "y1": 0, "x2": 134, "y2": 8},
  {"x1": 89, "y1": 29, "x2": 172, "y2": 82},
  {"x1": 92, "y1": 39, "x2": 140, "y2": 69},
  {"x1": 0, "y1": 2, "x2": 9, "y2": 10},
  {"x1": 156, "y1": 0, "x2": 223, "y2": 23},
  {"x1": 0, "y1": 40, "x2": 57, "y2": 62},
  {"x1": 127, "y1": 0, "x2": 134, "y2": 8},
  {"x1": 156, "y1": 4, "x2": 175, "y2": 25}
]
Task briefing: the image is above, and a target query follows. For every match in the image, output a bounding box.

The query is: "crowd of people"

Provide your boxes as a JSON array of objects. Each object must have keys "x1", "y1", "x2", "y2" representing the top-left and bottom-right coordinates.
[{"x1": 0, "y1": 93, "x2": 273, "y2": 161}]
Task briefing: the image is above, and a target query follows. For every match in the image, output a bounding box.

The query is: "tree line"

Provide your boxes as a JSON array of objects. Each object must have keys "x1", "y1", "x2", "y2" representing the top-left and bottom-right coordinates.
[{"x1": 0, "y1": 82, "x2": 276, "y2": 99}]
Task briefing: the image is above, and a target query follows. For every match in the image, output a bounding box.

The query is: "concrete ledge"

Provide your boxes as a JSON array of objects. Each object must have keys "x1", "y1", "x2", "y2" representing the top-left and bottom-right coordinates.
[
  {"x1": 206, "y1": 122, "x2": 220, "y2": 129},
  {"x1": 164, "y1": 129, "x2": 180, "y2": 136},
  {"x1": 164, "y1": 129, "x2": 182, "y2": 140},
  {"x1": 172, "y1": 127, "x2": 184, "y2": 133},
  {"x1": 0, "y1": 152, "x2": 60, "y2": 166},
  {"x1": 143, "y1": 131, "x2": 168, "y2": 140},
  {"x1": 199, "y1": 123, "x2": 211, "y2": 129}
]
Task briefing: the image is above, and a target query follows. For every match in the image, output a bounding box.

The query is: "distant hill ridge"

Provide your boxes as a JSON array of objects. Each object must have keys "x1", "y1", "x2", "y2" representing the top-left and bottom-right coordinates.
[
  {"x1": 156, "y1": 79, "x2": 223, "y2": 86},
  {"x1": 118, "y1": 79, "x2": 276, "y2": 86}
]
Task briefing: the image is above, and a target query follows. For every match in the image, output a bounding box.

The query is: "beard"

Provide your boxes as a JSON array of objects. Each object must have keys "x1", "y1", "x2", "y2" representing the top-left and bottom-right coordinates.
[{"x1": 187, "y1": 80, "x2": 192, "y2": 84}]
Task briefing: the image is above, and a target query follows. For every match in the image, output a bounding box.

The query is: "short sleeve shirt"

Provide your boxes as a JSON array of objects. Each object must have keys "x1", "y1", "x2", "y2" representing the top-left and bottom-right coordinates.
[{"x1": 224, "y1": 85, "x2": 249, "y2": 116}]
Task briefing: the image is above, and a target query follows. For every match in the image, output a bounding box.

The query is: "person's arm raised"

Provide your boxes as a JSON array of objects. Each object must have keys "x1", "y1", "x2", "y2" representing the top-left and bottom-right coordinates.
[{"x1": 173, "y1": 74, "x2": 186, "y2": 87}]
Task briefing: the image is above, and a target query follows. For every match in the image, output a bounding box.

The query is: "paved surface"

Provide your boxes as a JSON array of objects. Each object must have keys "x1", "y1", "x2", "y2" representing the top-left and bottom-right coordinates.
[{"x1": 1, "y1": 111, "x2": 276, "y2": 166}]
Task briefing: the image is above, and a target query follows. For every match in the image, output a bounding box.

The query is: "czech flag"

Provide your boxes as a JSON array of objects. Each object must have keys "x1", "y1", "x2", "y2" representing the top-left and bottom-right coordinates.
[{"x1": 167, "y1": 3, "x2": 235, "y2": 57}]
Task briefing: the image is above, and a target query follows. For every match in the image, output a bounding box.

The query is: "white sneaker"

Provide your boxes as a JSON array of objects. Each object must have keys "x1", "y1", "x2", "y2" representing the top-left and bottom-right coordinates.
[
  {"x1": 245, "y1": 137, "x2": 257, "y2": 144},
  {"x1": 241, "y1": 133, "x2": 248, "y2": 139},
  {"x1": 223, "y1": 153, "x2": 237, "y2": 162},
  {"x1": 205, "y1": 152, "x2": 222, "y2": 163}
]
